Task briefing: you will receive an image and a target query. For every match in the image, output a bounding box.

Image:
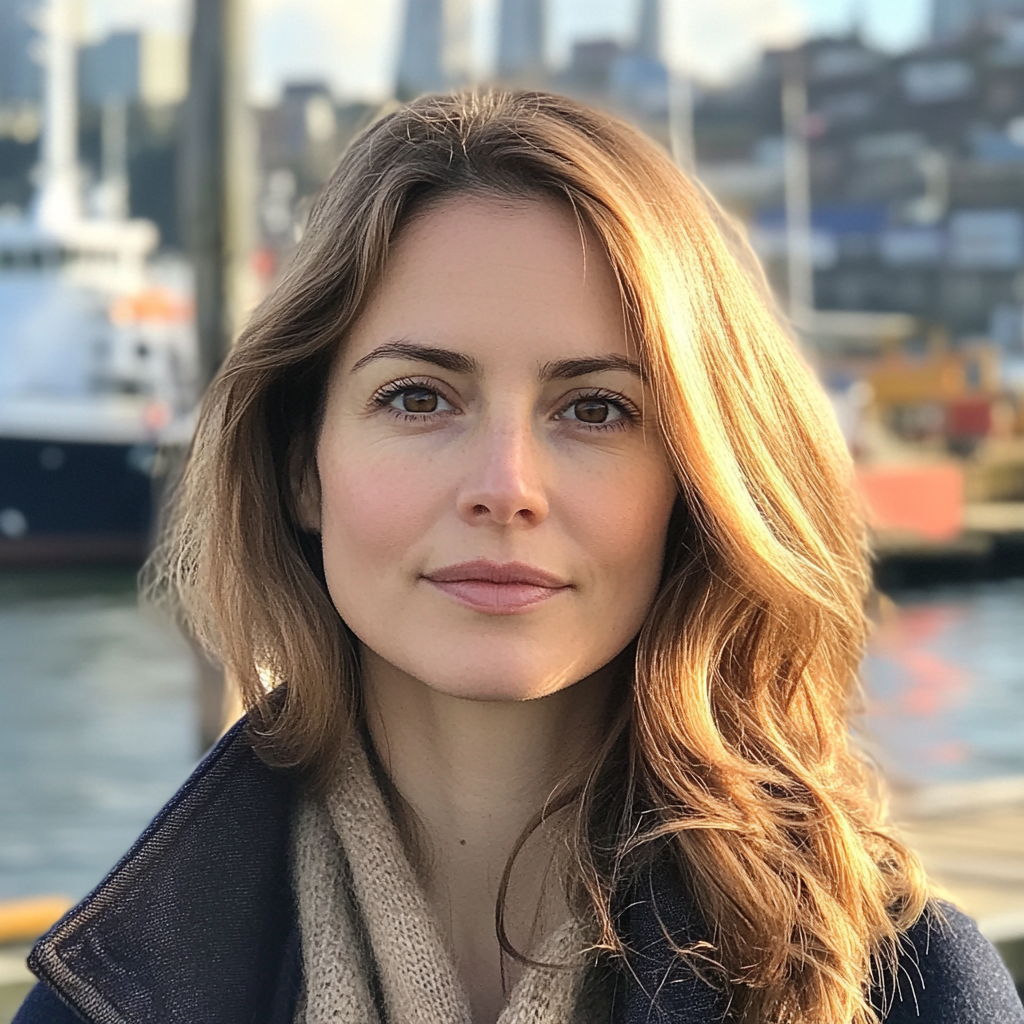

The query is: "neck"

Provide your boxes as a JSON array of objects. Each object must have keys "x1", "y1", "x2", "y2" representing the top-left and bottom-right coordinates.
[{"x1": 359, "y1": 647, "x2": 617, "y2": 1021}]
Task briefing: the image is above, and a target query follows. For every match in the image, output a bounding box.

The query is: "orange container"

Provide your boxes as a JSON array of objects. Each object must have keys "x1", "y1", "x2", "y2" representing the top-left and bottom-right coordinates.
[
  {"x1": 856, "y1": 463, "x2": 964, "y2": 541},
  {"x1": 0, "y1": 895, "x2": 73, "y2": 944}
]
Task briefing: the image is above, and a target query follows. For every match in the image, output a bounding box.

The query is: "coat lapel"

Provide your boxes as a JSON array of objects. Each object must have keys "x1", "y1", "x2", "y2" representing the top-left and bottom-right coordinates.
[{"x1": 27, "y1": 721, "x2": 300, "y2": 1024}]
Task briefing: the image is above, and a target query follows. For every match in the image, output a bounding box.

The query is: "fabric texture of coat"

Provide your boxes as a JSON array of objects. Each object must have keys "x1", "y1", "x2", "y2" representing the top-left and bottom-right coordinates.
[{"x1": 13, "y1": 718, "x2": 1024, "y2": 1024}]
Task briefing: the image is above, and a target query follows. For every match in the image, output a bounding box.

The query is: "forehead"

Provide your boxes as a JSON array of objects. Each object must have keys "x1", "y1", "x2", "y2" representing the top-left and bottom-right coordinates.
[{"x1": 339, "y1": 195, "x2": 633, "y2": 370}]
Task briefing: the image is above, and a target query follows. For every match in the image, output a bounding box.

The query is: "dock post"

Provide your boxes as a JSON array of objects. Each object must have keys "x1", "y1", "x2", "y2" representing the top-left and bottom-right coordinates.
[{"x1": 180, "y1": 0, "x2": 253, "y2": 746}]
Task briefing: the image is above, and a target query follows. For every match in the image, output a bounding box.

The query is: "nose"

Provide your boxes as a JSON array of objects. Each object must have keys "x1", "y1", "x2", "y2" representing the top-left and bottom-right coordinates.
[{"x1": 456, "y1": 416, "x2": 550, "y2": 527}]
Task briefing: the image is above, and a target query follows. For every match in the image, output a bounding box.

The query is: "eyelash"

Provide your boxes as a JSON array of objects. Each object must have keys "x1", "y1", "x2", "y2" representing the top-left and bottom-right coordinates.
[{"x1": 370, "y1": 378, "x2": 641, "y2": 431}]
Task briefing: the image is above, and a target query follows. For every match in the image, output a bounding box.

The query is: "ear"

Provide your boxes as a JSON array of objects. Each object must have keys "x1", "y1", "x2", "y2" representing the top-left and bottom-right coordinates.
[{"x1": 290, "y1": 447, "x2": 322, "y2": 533}]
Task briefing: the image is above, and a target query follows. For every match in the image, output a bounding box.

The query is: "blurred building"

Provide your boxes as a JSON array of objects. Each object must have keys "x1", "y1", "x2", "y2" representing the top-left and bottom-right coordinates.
[
  {"x1": 610, "y1": 0, "x2": 669, "y2": 122},
  {"x1": 0, "y1": 0, "x2": 41, "y2": 210},
  {"x1": 496, "y1": 0, "x2": 546, "y2": 84},
  {"x1": 256, "y1": 82, "x2": 375, "y2": 261},
  {"x1": 396, "y1": 0, "x2": 473, "y2": 99},
  {"x1": 397, "y1": 0, "x2": 445, "y2": 97},
  {"x1": 557, "y1": 40, "x2": 623, "y2": 99},
  {"x1": 72, "y1": 30, "x2": 187, "y2": 246},
  {"x1": 634, "y1": 0, "x2": 662, "y2": 61},
  {"x1": 934, "y1": 0, "x2": 1024, "y2": 41},
  {"x1": 551, "y1": 0, "x2": 669, "y2": 142},
  {"x1": 0, "y1": 0, "x2": 41, "y2": 102},
  {"x1": 78, "y1": 31, "x2": 187, "y2": 108},
  {"x1": 683, "y1": 25, "x2": 1024, "y2": 364}
]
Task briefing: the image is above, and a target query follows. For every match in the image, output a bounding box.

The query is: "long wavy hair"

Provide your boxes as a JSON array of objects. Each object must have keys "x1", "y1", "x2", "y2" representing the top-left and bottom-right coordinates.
[{"x1": 147, "y1": 90, "x2": 928, "y2": 1023}]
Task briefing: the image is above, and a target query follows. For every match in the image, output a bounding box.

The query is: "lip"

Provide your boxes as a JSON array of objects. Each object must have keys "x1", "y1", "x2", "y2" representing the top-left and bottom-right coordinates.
[{"x1": 423, "y1": 559, "x2": 571, "y2": 615}]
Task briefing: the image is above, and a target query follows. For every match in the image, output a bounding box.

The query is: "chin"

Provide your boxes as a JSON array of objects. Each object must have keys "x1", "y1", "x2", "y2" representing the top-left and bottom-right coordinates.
[
  {"x1": 406, "y1": 645, "x2": 585, "y2": 703},
  {"x1": 426, "y1": 674, "x2": 561, "y2": 703}
]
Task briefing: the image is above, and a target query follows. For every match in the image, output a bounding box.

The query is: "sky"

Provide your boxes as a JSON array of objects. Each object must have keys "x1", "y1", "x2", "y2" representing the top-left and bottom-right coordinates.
[{"x1": 84, "y1": 0, "x2": 932, "y2": 103}]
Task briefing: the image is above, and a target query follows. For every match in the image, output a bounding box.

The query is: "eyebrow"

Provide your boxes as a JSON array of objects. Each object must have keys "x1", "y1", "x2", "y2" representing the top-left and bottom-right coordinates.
[
  {"x1": 351, "y1": 340, "x2": 643, "y2": 382},
  {"x1": 350, "y1": 341, "x2": 480, "y2": 375},
  {"x1": 539, "y1": 355, "x2": 643, "y2": 382}
]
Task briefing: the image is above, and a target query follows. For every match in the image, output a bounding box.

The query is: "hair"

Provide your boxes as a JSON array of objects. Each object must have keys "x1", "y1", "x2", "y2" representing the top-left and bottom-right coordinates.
[{"x1": 146, "y1": 90, "x2": 929, "y2": 1023}]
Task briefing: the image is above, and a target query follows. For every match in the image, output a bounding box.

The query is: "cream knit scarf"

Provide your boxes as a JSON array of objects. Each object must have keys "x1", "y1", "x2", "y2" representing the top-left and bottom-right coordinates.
[{"x1": 291, "y1": 736, "x2": 613, "y2": 1024}]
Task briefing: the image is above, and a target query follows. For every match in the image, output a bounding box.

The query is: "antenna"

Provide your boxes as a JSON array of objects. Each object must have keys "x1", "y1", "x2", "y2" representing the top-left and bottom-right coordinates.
[
  {"x1": 34, "y1": 0, "x2": 81, "y2": 230},
  {"x1": 782, "y1": 48, "x2": 815, "y2": 328}
]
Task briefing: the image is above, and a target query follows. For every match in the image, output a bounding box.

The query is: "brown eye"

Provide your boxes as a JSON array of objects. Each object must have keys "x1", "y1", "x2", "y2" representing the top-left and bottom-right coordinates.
[
  {"x1": 573, "y1": 399, "x2": 610, "y2": 423},
  {"x1": 401, "y1": 388, "x2": 438, "y2": 413}
]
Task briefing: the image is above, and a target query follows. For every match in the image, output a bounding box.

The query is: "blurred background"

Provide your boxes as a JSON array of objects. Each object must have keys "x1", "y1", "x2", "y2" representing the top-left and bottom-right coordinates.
[{"x1": 1, "y1": 0, "x2": 1024, "y2": 1012}]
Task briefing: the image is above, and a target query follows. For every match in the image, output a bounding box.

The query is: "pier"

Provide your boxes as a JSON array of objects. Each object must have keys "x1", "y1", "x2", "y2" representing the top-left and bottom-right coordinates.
[
  {"x1": 874, "y1": 501, "x2": 1024, "y2": 589},
  {"x1": 895, "y1": 779, "x2": 1024, "y2": 991}
]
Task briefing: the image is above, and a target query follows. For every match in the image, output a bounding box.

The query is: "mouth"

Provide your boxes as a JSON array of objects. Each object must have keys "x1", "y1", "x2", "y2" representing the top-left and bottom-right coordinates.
[{"x1": 422, "y1": 560, "x2": 572, "y2": 615}]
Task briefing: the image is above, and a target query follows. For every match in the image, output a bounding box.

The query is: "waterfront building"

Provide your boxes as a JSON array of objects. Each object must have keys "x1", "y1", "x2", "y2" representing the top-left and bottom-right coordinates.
[
  {"x1": 0, "y1": 0, "x2": 41, "y2": 102},
  {"x1": 396, "y1": 0, "x2": 472, "y2": 100},
  {"x1": 933, "y1": 0, "x2": 1024, "y2": 41},
  {"x1": 496, "y1": 0, "x2": 546, "y2": 83},
  {"x1": 78, "y1": 31, "x2": 187, "y2": 108},
  {"x1": 396, "y1": 0, "x2": 445, "y2": 99},
  {"x1": 688, "y1": 26, "x2": 1024, "y2": 344},
  {"x1": 635, "y1": 0, "x2": 662, "y2": 61},
  {"x1": 610, "y1": 0, "x2": 670, "y2": 120}
]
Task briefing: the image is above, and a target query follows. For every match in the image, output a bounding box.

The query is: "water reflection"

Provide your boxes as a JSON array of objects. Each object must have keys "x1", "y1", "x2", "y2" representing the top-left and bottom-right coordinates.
[
  {"x1": 0, "y1": 569, "x2": 1022, "y2": 901},
  {"x1": 0, "y1": 569, "x2": 195, "y2": 901},
  {"x1": 863, "y1": 579, "x2": 1024, "y2": 786}
]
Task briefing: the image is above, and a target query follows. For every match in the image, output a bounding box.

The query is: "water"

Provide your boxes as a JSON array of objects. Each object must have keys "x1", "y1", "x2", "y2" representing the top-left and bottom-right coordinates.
[
  {"x1": 863, "y1": 580, "x2": 1024, "y2": 787},
  {"x1": 0, "y1": 569, "x2": 196, "y2": 901},
  {"x1": 0, "y1": 568, "x2": 1022, "y2": 902}
]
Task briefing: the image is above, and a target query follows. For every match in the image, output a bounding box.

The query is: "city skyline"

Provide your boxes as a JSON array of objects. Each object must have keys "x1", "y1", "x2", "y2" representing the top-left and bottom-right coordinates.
[{"x1": 7, "y1": 0, "x2": 931, "y2": 103}]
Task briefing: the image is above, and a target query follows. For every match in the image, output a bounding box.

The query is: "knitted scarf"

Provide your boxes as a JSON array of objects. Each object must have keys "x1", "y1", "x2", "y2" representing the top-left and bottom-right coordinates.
[{"x1": 291, "y1": 736, "x2": 613, "y2": 1024}]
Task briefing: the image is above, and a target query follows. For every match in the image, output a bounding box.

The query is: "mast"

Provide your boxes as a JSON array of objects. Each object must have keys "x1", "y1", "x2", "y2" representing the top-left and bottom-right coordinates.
[
  {"x1": 640, "y1": 0, "x2": 694, "y2": 173},
  {"x1": 668, "y1": 70, "x2": 695, "y2": 173},
  {"x1": 782, "y1": 48, "x2": 815, "y2": 327},
  {"x1": 100, "y1": 97, "x2": 129, "y2": 222},
  {"x1": 182, "y1": 0, "x2": 253, "y2": 388},
  {"x1": 34, "y1": 0, "x2": 81, "y2": 229},
  {"x1": 182, "y1": 0, "x2": 254, "y2": 747}
]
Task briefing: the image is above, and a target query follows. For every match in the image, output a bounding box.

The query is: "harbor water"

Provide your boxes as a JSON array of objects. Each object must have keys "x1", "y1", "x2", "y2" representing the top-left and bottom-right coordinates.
[{"x1": 1, "y1": 567, "x2": 1023, "y2": 903}]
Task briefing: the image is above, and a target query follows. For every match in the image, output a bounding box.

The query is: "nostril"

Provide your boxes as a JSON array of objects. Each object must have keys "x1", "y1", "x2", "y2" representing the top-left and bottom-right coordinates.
[{"x1": 471, "y1": 504, "x2": 490, "y2": 516}]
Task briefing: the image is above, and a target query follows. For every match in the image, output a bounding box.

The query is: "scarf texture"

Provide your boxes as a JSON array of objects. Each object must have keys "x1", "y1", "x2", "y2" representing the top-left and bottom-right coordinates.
[{"x1": 291, "y1": 737, "x2": 613, "y2": 1024}]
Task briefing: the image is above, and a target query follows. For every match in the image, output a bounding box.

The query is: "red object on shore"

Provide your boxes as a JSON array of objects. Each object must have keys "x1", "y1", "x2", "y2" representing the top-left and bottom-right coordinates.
[
  {"x1": 945, "y1": 398, "x2": 992, "y2": 439},
  {"x1": 856, "y1": 463, "x2": 964, "y2": 541}
]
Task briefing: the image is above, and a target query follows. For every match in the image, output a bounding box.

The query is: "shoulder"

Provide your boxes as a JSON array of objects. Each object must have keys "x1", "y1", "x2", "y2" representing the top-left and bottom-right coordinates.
[
  {"x1": 20, "y1": 719, "x2": 301, "y2": 1024},
  {"x1": 12, "y1": 982, "x2": 86, "y2": 1024},
  {"x1": 875, "y1": 901, "x2": 1024, "y2": 1023}
]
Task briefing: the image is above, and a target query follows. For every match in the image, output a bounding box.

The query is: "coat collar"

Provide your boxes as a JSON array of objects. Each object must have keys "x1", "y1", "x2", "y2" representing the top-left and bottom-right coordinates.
[
  {"x1": 28, "y1": 720, "x2": 728, "y2": 1024},
  {"x1": 29, "y1": 720, "x2": 301, "y2": 1024}
]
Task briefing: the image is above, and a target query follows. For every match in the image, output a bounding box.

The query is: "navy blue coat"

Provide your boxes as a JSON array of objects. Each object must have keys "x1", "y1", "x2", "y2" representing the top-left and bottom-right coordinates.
[{"x1": 14, "y1": 720, "x2": 1024, "y2": 1023}]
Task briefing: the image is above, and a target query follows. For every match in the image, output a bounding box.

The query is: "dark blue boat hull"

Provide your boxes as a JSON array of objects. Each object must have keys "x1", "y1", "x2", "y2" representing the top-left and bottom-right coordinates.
[{"x1": 0, "y1": 436, "x2": 154, "y2": 564}]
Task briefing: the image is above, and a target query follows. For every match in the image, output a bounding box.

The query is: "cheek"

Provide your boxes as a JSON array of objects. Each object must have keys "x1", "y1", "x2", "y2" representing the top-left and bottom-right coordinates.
[
  {"x1": 317, "y1": 439, "x2": 441, "y2": 577},
  {"x1": 574, "y1": 456, "x2": 675, "y2": 562},
  {"x1": 563, "y1": 455, "x2": 676, "y2": 612}
]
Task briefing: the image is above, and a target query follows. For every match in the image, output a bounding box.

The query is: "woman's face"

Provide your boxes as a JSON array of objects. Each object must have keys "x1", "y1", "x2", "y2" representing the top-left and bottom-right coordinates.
[{"x1": 309, "y1": 196, "x2": 677, "y2": 702}]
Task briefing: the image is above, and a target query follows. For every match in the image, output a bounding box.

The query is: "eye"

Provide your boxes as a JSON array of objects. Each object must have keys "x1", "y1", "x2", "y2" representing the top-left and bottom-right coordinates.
[
  {"x1": 373, "y1": 379, "x2": 457, "y2": 419},
  {"x1": 557, "y1": 392, "x2": 637, "y2": 428},
  {"x1": 564, "y1": 398, "x2": 621, "y2": 424},
  {"x1": 393, "y1": 387, "x2": 441, "y2": 413},
  {"x1": 554, "y1": 388, "x2": 640, "y2": 431}
]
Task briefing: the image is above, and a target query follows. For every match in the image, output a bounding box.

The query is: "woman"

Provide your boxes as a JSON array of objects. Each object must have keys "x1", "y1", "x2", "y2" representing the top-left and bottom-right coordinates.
[{"x1": 16, "y1": 91, "x2": 1022, "y2": 1024}]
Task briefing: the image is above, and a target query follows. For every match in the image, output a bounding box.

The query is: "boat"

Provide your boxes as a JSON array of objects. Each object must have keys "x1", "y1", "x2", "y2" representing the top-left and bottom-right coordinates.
[{"x1": 0, "y1": 0, "x2": 197, "y2": 566}]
